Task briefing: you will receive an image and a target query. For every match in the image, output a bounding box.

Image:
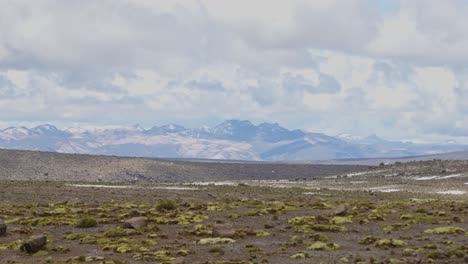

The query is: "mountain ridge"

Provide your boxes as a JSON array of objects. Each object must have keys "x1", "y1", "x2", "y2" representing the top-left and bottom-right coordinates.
[{"x1": 0, "y1": 120, "x2": 467, "y2": 161}]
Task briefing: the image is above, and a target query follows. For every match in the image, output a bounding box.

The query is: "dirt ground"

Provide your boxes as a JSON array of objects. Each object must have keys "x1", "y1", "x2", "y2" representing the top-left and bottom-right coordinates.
[
  {"x1": 0, "y1": 148, "x2": 367, "y2": 183},
  {"x1": 0, "y1": 171, "x2": 467, "y2": 264}
]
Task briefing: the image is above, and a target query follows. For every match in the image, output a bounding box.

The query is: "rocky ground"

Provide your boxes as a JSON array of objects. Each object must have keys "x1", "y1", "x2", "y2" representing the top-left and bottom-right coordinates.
[{"x1": 0, "y1": 159, "x2": 467, "y2": 263}]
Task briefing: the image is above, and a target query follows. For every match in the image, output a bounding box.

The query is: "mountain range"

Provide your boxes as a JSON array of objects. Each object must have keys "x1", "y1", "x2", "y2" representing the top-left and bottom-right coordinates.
[{"x1": 0, "y1": 120, "x2": 466, "y2": 161}]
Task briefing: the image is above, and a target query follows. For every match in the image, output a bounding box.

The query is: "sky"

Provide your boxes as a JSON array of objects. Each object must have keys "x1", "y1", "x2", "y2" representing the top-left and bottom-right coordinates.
[{"x1": 1, "y1": 0, "x2": 468, "y2": 143}]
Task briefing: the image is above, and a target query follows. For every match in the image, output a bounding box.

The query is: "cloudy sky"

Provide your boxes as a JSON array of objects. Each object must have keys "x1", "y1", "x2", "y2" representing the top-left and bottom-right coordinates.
[{"x1": 1, "y1": 0, "x2": 468, "y2": 143}]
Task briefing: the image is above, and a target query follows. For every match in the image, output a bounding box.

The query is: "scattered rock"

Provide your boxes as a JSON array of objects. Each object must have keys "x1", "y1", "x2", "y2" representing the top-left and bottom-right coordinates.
[
  {"x1": 213, "y1": 224, "x2": 236, "y2": 238},
  {"x1": 122, "y1": 217, "x2": 147, "y2": 229},
  {"x1": 20, "y1": 235, "x2": 47, "y2": 254},
  {"x1": 330, "y1": 205, "x2": 348, "y2": 216},
  {"x1": 36, "y1": 201, "x2": 49, "y2": 208},
  {"x1": 33, "y1": 208, "x2": 46, "y2": 216}
]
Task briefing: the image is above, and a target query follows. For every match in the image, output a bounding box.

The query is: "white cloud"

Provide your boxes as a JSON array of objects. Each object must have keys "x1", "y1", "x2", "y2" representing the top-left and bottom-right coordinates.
[
  {"x1": 1, "y1": 0, "x2": 468, "y2": 143},
  {"x1": 302, "y1": 93, "x2": 336, "y2": 112},
  {"x1": 369, "y1": 0, "x2": 468, "y2": 65}
]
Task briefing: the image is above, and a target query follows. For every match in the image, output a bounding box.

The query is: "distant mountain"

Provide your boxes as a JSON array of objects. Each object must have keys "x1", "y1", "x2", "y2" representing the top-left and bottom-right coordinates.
[{"x1": 0, "y1": 120, "x2": 467, "y2": 161}]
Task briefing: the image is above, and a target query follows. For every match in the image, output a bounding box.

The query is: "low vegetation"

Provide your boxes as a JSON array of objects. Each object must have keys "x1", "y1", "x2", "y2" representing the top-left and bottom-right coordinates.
[{"x1": 0, "y1": 181, "x2": 466, "y2": 263}]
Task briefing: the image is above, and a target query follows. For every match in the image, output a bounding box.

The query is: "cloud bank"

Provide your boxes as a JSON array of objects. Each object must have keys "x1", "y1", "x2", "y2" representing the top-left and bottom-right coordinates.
[{"x1": 0, "y1": 0, "x2": 468, "y2": 143}]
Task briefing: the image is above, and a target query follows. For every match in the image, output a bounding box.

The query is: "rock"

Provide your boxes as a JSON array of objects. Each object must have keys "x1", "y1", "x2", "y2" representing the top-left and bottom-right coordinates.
[
  {"x1": 36, "y1": 202, "x2": 49, "y2": 208},
  {"x1": 0, "y1": 221, "x2": 6, "y2": 236},
  {"x1": 331, "y1": 205, "x2": 348, "y2": 216},
  {"x1": 213, "y1": 224, "x2": 236, "y2": 238},
  {"x1": 20, "y1": 235, "x2": 47, "y2": 254},
  {"x1": 122, "y1": 217, "x2": 146, "y2": 229},
  {"x1": 33, "y1": 208, "x2": 46, "y2": 216}
]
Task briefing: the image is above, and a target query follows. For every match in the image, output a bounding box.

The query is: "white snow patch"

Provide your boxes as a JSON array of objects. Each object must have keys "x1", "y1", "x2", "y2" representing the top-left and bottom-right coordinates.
[
  {"x1": 415, "y1": 176, "x2": 439, "y2": 181},
  {"x1": 378, "y1": 188, "x2": 401, "y2": 193},
  {"x1": 154, "y1": 186, "x2": 199, "y2": 190},
  {"x1": 436, "y1": 190, "x2": 467, "y2": 195},
  {"x1": 67, "y1": 184, "x2": 134, "y2": 189},
  {"x1": 413, "y1": 174, "x2": 465, "y2": 181},
  {"x1": 303, "y1": 192, "x2": 331, "y2": 196},
  {"x1": 369, "y1": 186, "x2": 401, "y2": 193},
  {"x1": 345, "y1": 170, "x2": 386, "y2": 177},
  {"x1": 439, "y1": 174, "x2": 463, "y2": 179},
  {"x1": 66, "y1": 184, "x2": 198, "y2": 190},
  {"x1": 188, "y1": 181, "x2": 238, "y2": 186},
  {"x1": 347, "y1": 171, "x2": 370, "y2": 177}
]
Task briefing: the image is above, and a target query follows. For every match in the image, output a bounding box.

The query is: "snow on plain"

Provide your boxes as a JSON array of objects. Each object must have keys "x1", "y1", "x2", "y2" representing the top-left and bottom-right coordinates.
[
  {"x1": 67, "y1": 184, "x2": 133, "y2": 189},
  {"x1": 415, "y1": 176, "x2": 440, "y2": 181},
  {"x1": 413, "y1": 173, "x2": 465, "y2": 181},
  {"x1": 378, "y1": 189, "x2": 401, "y2": 193},
  {"x1": 436, "y1": 190, "x2": 467, "y2": 195},
  {"x1": 66, "y1": 184, "x2": 198, "y2": 190},
  {"x1": 344, "y1": 170, "x2": 386, "y2": 177},
  {"x1": 187, "y1": 181, "x2": 238, "y2": 186},
  {"x1": 368, "y1": 186, "x2": 402, "y2": 193},
  {"x1": 439, "y1": 174, "x2": 463, "y2": 179}
]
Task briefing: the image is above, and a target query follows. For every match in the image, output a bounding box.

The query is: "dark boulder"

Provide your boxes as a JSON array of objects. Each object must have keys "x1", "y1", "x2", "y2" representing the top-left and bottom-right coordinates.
[{"x1": 20, "y1": 235, "x2": 47, "y2": 254}]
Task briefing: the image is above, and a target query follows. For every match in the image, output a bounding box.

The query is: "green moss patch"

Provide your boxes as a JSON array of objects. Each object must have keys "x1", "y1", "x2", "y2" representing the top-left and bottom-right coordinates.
[
  {"x1": 196, "y1": 237, "x2": 236, "y2": 245},
  {"x1": 358, "y1": 235, "x2": 379, "y2": 245},
  {"x1": 76, "y1": 217, "x2": 98, "y2": 228},
  {"x1": 307, "y1": 241, "x2": 340, "y2": 251},
  {"x1": 424, "y1": 226, "x2": 465, "y2": 235},
  {"x1": 288, "y1": 216, "x2": 347, "y2": 233},
  {"x1": 374, "y1": 239, "x2": 407, "y2": 249},
  {"x1": 132, "y1": 250, "x2": 174, "y2": 261}
]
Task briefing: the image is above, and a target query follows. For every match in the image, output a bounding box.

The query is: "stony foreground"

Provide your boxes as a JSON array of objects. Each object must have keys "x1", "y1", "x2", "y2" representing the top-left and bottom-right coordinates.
[{"x1": 0, "y1": 180, "x2": 467, "y2": 264}]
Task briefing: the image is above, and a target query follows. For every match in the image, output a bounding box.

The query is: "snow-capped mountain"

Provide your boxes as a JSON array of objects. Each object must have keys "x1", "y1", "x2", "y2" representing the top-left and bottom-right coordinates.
[{"x1": 0, "y1": 120, "x2": 467, "y2": 161}]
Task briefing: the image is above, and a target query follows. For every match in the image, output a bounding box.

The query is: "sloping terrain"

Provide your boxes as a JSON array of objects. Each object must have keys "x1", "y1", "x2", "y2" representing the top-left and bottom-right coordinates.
[
  {"x1": 0, "y1": 149, "x2": 366, "y2": 183},
  {"x1": 1, "y1": 120, "x2": 467, "y2": 161}
]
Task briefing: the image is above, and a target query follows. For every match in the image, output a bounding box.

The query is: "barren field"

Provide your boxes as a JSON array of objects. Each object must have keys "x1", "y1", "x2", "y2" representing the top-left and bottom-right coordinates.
[
  {"x1": 0, "y1": 159, "x2": 467, "y2": 263},
  {"x1": 0, "y1": 149, "x2": 367, "y2": 183}
]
